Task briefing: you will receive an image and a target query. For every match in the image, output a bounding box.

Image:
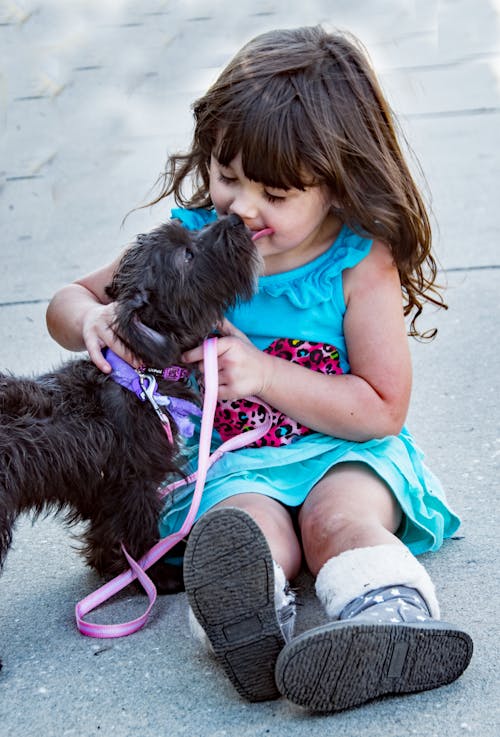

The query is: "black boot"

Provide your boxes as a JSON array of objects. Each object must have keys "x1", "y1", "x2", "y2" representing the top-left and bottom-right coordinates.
[
  {"x1": 184, "y1": 507, "x2": 296, "y2": 702},
  {"x1": 275, "y1": 545, "x2": 473, "y2": 712}
]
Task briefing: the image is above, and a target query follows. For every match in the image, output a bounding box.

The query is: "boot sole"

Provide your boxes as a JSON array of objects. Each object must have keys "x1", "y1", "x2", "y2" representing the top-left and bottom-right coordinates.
[
  {"x1": 184, "y1": 507, "x2": 284, "y2": 702},
  {"x1": 275, "y1": 619, "x2": 473, "y2": 712}
]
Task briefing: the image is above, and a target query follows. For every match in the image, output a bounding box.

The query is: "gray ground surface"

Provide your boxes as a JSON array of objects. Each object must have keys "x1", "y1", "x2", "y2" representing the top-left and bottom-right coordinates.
[{"x1": 1, "y1": 1, "x2": 499, "y2": 735}]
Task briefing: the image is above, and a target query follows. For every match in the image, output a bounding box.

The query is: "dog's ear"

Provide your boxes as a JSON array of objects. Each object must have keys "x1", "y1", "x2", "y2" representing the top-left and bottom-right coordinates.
[
  {"x1": 112, "y1": 296, "x2": 178, "y2": 366},
  {"x1": 104, "y1": 232, "x2": 156, "y2": 302}
]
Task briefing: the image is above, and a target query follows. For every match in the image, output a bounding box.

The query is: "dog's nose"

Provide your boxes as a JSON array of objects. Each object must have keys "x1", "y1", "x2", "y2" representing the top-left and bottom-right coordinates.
[{"x1": 226, "y1": 213, "x2": 243, "y2": 228}]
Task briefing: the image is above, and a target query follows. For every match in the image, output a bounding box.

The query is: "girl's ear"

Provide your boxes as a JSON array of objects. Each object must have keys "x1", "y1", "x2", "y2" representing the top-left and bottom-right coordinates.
[{"x1": 326, "y1": 188, "x2": 341, "y2": 210}]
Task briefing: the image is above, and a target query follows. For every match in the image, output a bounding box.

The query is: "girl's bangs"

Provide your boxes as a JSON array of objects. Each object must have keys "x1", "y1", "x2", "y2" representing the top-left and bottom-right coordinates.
[{"x1": 213, "y1": 96, "x2": 315, "y2": 191}]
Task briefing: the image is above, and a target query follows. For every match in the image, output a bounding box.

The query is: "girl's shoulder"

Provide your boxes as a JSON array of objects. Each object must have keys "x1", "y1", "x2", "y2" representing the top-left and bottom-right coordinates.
[
  {"x1": 170, "y1": 207, "x2": 217, "y2": 231},
  {"x1": 343, "y1": 237, "x2": 399, "y2": 304},
  {"x1": 326, "y1": 225, "x2": 374, "y2": 274}
]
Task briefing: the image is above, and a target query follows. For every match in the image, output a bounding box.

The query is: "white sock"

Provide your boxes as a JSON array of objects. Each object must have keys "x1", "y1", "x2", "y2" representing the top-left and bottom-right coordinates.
[
  {"x1": 273, "y1": 560, "x2": 296, "y2": 610},
  {"x1": 188, "y1": 605, "x2": 214, "y2": 654},
  {"x1": 315, "y1": 544, "x2": 440, "y2": 620}
]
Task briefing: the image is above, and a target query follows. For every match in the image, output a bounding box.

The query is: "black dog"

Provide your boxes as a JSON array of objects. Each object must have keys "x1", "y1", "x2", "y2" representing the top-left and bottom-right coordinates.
[{"x1": 0, "y1": 214, "x2": 260, "y2": 614}]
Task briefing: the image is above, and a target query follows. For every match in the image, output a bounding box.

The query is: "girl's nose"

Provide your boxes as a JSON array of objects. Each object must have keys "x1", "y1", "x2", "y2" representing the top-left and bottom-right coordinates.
[{"x1": 228, "y1": 193, "x2": 259, "y2": 222}]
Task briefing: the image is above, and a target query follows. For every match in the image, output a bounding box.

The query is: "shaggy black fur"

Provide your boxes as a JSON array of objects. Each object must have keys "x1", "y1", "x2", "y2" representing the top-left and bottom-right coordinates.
[{"x1": 0, "y1": 214, "x2": 260, "y2": 624}]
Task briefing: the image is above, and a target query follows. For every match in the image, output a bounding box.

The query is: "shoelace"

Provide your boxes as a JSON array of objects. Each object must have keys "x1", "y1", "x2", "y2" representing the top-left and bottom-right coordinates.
[{"x1": 75, "y1": 337, "x2": 272, "y2": 638}]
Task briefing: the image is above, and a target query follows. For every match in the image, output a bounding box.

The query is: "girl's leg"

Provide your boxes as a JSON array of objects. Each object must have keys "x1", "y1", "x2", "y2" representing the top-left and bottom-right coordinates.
[
  {"x1": 298, "y1": 461, "x2": 403, "y2": 575},
  {"x1": 298, "y1": 462, "x2": 440, "y2": 616},
  {"x1": 213, "y1": 492, "x2": 302, "y2": 579},
  {"x1": 184, "y1": 493, "x2": 301, "y2": 702},
  {"x1": 275, "y1": 462, "x2": 473, "y2": 712}
]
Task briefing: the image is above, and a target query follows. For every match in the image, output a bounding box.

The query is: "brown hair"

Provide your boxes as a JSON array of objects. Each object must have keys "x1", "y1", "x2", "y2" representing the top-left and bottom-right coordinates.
[{"x1": 150, "y1": 25, "x2": 446, "y2": 338}]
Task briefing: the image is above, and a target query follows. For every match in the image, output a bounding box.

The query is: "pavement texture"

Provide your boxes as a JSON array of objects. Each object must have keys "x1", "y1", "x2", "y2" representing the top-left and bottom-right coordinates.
[{"x1": 1, "y1": 1, "x2": 499, "y2": 735}]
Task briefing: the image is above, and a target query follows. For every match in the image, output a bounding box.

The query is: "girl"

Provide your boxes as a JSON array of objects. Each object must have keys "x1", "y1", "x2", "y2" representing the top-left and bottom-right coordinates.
[{"x1": 47, "y1": 26, "x2": 472, "y2": 712}]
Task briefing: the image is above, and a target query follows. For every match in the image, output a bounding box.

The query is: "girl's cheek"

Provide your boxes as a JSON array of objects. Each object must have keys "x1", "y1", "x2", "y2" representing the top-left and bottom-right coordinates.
[
  {"x1": 212, "y1": 194, "x2": 229, "y2": 217},
  {"x1": 210, "y1": 184, "x2": 229, "y2": 215}
]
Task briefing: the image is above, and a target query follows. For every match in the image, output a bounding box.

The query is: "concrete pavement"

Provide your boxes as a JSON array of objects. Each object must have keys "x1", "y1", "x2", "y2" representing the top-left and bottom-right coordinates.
[{"x1": 1, "y1": 1, "x2": 499, "y2": 735}]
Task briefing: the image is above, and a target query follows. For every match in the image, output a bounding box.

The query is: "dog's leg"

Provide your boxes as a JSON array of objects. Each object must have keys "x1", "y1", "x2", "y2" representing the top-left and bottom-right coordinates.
[
  {"x1": 78, "y1": 477, "x2": 165, "y2": 578},
  {"x1": 78, "y1": 477, "x2": 186, "y2": 594},
  {"x1": 147, "y1": 553, "x2": 185, "y2": 594}
]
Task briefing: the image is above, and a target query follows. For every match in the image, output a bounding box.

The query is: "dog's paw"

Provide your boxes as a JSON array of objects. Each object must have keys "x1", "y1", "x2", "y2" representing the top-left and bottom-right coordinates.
[
  {"x1": 149, "y1": 560, "x2": 185, "y2": 594},
  {"x1": 132, "y1": 559, "x2": 185, "y2": 595}
]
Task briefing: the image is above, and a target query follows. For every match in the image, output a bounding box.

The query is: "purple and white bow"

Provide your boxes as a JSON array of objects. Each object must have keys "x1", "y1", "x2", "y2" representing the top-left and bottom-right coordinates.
[{"x1": 104, "y1": 348, "x2": 202, "y2": 439}]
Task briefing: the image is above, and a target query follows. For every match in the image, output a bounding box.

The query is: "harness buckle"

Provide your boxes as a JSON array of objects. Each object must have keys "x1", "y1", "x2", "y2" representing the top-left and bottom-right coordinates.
[{"x1": 138, "y1": 373, "x2": 174, "y2": 444}]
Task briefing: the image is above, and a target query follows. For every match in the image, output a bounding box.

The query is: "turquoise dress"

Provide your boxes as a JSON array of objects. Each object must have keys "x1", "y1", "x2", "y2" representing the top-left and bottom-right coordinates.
[{"x1": 158, "y1": 208, "x2": 460, "y2": 556}]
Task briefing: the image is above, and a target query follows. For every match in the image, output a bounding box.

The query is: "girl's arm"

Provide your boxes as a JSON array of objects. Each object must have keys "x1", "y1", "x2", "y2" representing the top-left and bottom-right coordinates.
[
  {"x1": 183, "y1": 241, "x2": 412, "y2": 442},
  {"x1": 46, "y1": 255, "x2": 139, "y2": 373}
]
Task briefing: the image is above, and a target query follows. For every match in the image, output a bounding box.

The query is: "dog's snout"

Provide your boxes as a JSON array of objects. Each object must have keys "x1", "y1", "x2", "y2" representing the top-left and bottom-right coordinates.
[{"x1": 226, "y1": 213, "x2": 243, "y2": 228}]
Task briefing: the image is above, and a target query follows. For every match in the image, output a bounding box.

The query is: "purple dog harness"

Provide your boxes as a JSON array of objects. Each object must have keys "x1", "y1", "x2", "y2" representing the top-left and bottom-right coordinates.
[
  {"x1": 75, "y1": 338, "x2": 272, "y2": 638},
  {"x1": 104, "y1": 348, "x2": 201, "y2": 443}
]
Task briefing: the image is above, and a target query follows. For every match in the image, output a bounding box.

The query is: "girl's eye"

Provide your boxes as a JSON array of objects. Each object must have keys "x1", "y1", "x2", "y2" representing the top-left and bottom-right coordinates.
[
  {"x1": 218, "y1": 173, "x2": 236, "y2": 185},
  {"x1": 264, "y1": 191, "x2": 286, "y2": 204}
]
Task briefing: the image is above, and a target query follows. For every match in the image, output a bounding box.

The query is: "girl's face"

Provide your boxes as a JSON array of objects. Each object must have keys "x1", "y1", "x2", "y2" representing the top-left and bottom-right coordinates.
[{"x1": 209, "y1": 153, "x2": 340, "y2": 274}]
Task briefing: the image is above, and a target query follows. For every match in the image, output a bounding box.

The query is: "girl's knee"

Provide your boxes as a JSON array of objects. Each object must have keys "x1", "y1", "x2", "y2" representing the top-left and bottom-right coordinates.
[
  {"x1": 212, "y1": 493, "x2": 302, "y2": 579},
  {"x1": 300, "y1": 507, "x2": 358, "y2": 550},
  {"x1": 214, "y1": 492, "x2": 286, "y2": 531},
  {"x1": 298, "y1": 465, "x2": 404, "y2": 574},
  {"x1": 301, "y1": 463, "x2": 403, "y2": 535}
]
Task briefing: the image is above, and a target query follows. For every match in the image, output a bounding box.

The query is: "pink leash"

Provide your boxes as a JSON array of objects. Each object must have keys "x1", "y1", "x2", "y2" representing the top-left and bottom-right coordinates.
[{"x1": 75, "y1": 337, "x2": 272, "y2": 638}]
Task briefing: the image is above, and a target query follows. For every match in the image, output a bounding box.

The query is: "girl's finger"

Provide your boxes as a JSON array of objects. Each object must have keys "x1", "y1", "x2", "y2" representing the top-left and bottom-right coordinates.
[
  {"x1": 87, "y1": 339, "x2": 112, "y2": 374},
  {"x1": 182, "y1": 345, "x2": 204, "y2": 363},
  {"x1": 112, "y1": 339, "x2": 142, "y2": 369}
]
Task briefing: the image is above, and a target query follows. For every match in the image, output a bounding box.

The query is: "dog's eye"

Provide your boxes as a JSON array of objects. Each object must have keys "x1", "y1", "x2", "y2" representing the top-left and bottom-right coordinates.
[{"x1": 184, "y1": 247, "x2": 194, "y2": 263}]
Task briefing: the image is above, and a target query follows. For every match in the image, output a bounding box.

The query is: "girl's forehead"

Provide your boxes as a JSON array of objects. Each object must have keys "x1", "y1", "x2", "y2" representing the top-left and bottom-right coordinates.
[
  {"x1": 211, "y1": 146, "x2": 240, "y2": 168},
  {"x1": 212, "y1": 149, "x2": 319, "y2": 192},
  {"x1": 212, "y1": 134, "x2": 317, "y2": 191}
]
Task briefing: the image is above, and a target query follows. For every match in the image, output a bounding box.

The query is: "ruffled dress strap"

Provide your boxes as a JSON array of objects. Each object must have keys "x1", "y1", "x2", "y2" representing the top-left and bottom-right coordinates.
[
  {"x1": 257, "y1": 225, "x2": 373, "y2": 310},
  {"x1": 170, "y1": 207, "x2": 217, "y2": 231}
]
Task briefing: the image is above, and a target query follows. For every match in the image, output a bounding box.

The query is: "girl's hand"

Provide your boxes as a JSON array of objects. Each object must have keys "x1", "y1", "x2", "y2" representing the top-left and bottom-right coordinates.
[
  {"x1": 182, "y1": 320, "x2": 273, "y2": 400},
  {"x1": 82, "y1": 302, "x2": 140, "y2": 373}
]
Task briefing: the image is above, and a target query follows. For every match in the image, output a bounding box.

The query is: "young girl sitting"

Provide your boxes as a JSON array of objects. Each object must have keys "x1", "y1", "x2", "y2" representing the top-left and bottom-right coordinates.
[{"x1": 47, "y1": 25, "x2": 473, "y2": 713}]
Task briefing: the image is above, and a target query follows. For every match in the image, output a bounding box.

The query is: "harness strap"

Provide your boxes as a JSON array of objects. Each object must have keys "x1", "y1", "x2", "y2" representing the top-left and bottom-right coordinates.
[{"x1": 75, "y1": 337, "x2": 272, "y2": 638}]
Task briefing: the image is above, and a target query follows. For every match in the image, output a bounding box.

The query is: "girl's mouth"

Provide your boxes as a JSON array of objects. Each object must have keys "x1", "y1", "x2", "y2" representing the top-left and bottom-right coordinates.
[{"x1": 251, "y1": 228, "x2": 274, "y2": 242}]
